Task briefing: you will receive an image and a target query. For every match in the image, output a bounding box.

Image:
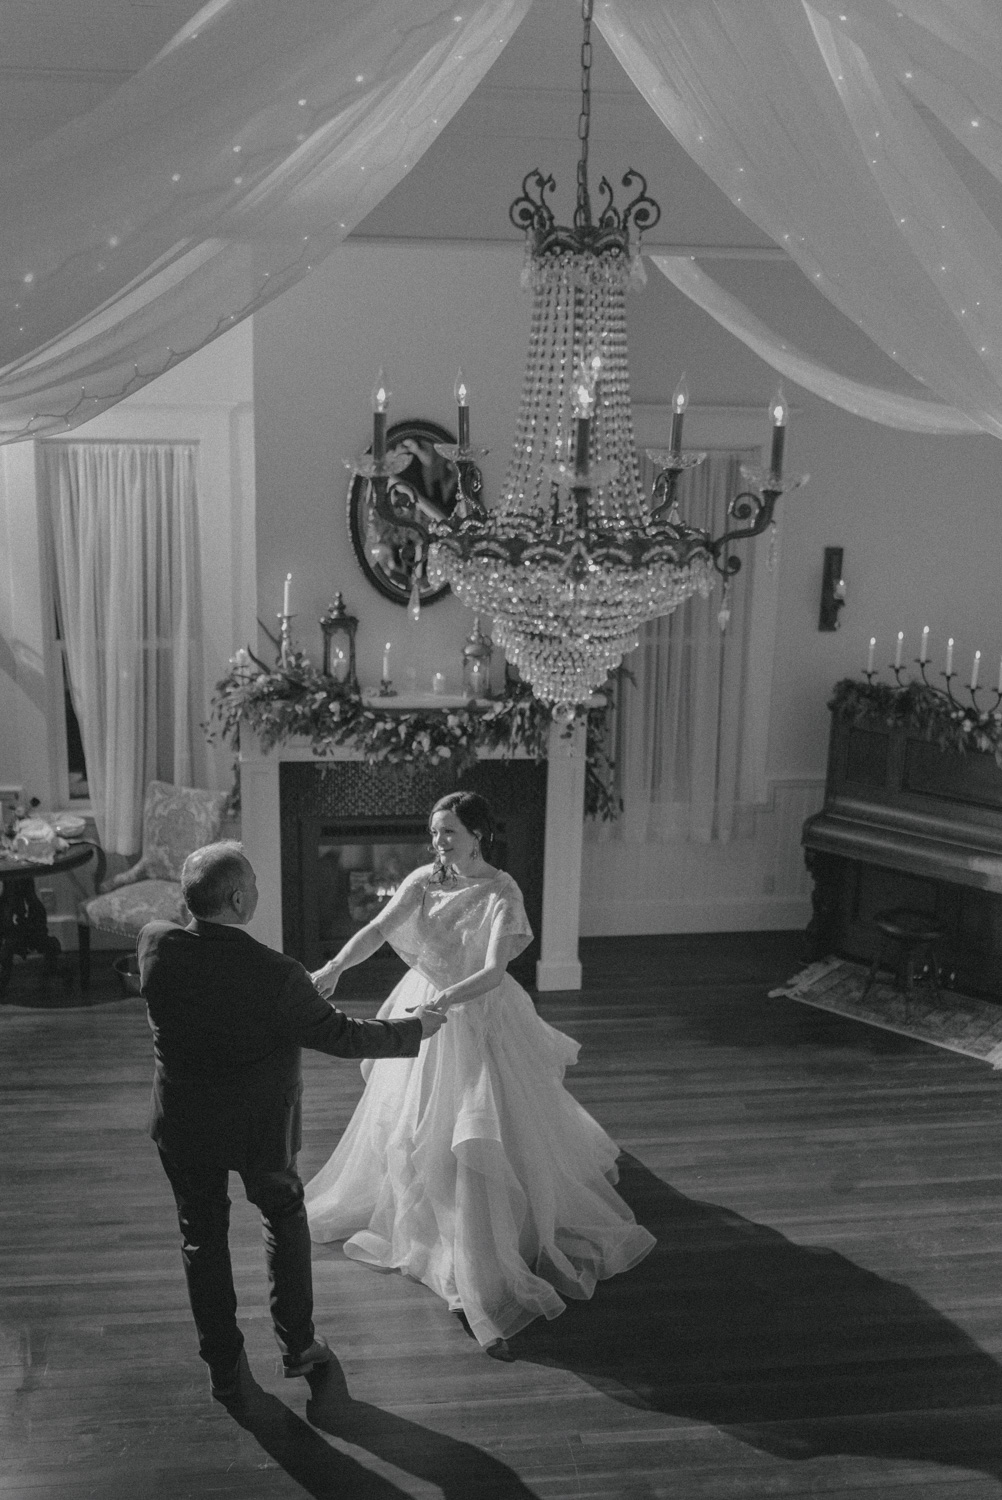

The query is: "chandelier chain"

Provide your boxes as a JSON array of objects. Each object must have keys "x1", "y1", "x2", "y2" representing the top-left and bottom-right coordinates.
[{"x1": 575, "y1": 0, "x2": 593, "y2": 228}]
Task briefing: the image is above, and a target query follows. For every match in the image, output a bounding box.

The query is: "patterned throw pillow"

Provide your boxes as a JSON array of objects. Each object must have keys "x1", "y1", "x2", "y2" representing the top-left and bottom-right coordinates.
[{"x1": 141, "y1": 781, "x2": 228, "y2": 881}]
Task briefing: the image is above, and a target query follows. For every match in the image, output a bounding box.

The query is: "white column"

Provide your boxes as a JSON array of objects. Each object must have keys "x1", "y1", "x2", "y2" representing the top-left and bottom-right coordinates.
[
  {"x1": 239, "y1": 731, "x2": 283, "y2": 951},
  {"x1": 536, "y1": 717, "x2": 585, "y2": 991}
]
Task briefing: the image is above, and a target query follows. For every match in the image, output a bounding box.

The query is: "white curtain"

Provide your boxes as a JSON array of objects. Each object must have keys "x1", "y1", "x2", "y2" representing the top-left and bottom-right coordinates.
[
  {"x1": 0, "y1": 0, "x2": 531, "y2": 441},
  {"x1": 40, "y1": 442, "x2": 207, "y2": 854},
  {"x1": 613, "y1": 452, "x2": 759, "y2": 845},
  {"x1": 599, "y1": 0, "x2": 1002, "y2": 440}
]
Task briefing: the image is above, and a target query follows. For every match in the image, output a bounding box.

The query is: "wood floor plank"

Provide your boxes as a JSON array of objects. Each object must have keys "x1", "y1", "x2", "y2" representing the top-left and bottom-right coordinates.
[{"x1": 5, "y1": 935, "x2": 1002, "y2": 1498}]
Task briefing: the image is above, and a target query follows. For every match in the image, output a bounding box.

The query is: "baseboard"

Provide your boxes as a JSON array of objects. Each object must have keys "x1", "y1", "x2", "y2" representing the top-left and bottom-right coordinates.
[{"x1": 580, "y1": 896, "x2": 812, "y2": 938}]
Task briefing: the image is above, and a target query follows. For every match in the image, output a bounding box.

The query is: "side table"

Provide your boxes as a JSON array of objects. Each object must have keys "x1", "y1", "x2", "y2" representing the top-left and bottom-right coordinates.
[{"x1": 0, "y1": 843, "x2": 99, "y2": 995}]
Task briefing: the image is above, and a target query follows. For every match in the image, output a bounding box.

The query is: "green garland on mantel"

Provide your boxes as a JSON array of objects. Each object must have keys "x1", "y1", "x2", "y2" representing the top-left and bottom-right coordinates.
[
  {"x1": 830, "y1": 676, "x2": 1002, "y2": 768},
  {"x1": 207, "y1": 651, "x2": 621, "y2": 820}
]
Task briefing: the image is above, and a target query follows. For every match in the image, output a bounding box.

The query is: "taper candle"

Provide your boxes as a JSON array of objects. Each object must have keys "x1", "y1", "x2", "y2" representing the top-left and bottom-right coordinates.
[
  {"x1": 455, "y1": 369, "x2": 470, "y2": 449},
  {"x1": 768, "y1": 387, "x2": 788, "y2": 479},
  {"x1": 382, "y1": 641, "x2": 391, "y2": 681},
  {"x1": 372, "y1": 367, "x2": 389, "y2": 462},
  {"x1": 971, "y1": 650, "x2": 981, "y2": 690},
  {"x1": 920, "y1": 625, "x2": 929, "y2": 663},
  {"x1": 283, "y1": 573, "x2": 291, "y2": 617},
  {"x1": 895, "y1": 631, "x2": 903, "y2": 668},
  {"x1": 867, "y1": 637, "x2": 875, "y2": 673},
  {"x1": 946, "y1": 637, "x2": 954, "y2": 675},
  {"x1": 997, "y1": 656, "x2": 1002, "y2": 694},
  {"x1": 669, "y1": 373, "x2": 688, "y2": 455}
]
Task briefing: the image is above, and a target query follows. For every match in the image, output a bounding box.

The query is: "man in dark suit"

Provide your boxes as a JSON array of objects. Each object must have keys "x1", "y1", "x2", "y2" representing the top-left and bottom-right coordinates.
[{"x1": 138, "y1": 841, "x2": 446, "y2": 1400}]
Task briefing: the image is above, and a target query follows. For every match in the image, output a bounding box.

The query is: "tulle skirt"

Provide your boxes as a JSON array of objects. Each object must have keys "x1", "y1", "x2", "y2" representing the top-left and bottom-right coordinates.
[{"x1": 304, "y1": 969, "x2": 656, "y2": 1347}]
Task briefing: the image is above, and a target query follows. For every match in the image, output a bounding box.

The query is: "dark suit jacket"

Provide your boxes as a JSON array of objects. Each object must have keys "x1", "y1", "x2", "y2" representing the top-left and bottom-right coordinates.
[{"x1": 138, "y1": 919, "x2": 422, "y2": 1173}]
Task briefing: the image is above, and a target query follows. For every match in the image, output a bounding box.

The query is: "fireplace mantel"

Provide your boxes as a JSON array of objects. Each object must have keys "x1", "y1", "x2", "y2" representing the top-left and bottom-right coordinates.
[{"x1": 239, "y1": 722, "x2": 585, "y2": 990}]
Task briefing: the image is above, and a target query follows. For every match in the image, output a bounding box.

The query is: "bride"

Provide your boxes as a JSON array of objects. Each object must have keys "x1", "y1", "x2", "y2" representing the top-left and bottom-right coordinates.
[{"x1": 304, "y1": 791, "x2": 655, "y2": 1359}]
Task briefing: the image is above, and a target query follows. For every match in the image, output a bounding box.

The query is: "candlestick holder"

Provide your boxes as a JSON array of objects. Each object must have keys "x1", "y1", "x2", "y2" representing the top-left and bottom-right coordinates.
[
  {"x1": 645, "y1": 448, "x2": 707, "y2": 524},
  {"x1": 872, "y1": 658, "x2": 1002, "y2": 717},
  {"x1": 277, "y1": 613, "x2": 295, "y2": 667},
  {"x1": 434, "y1": 441, "x2": 490, "y2": 520}
]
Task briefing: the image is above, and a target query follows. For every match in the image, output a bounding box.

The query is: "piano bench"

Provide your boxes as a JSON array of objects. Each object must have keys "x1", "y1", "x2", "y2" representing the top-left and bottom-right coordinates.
[{"x1": 860, "y1": 908, "x2": 947, "y2": 1009}]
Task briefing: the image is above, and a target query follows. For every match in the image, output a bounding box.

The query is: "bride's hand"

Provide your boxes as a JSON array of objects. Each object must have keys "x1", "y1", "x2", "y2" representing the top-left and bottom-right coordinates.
[{"x1": 311, "y1": 960, "x2": 340, "y2": 998}]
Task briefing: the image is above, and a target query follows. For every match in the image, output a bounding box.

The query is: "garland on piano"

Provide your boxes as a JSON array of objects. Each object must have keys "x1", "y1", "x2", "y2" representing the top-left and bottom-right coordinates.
[{"x1": 830, "y1": 677, "x2": 1002, "y2": 769}]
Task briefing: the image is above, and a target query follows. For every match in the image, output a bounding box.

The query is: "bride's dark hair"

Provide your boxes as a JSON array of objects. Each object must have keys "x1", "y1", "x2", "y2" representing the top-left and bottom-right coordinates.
[{"x1": 429, "y1": 791, "x2": 495, "y2": 883}]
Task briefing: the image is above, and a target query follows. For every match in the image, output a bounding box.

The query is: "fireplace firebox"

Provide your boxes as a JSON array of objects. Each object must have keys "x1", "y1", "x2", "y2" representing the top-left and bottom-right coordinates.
[{"x1": 280, "y1": 759, "x2": 546, "y2": 992}]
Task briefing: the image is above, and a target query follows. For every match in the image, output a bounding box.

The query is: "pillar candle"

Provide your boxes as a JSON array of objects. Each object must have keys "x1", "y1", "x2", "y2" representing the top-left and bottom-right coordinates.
[{"x1": 283, "y1": 573, "x2": 291, "y2": 617}]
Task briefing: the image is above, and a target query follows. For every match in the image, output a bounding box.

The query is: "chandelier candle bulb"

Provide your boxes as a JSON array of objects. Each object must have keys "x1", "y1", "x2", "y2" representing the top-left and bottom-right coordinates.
[
  {"x1": 769, "y1": 388, "x2": 788, "y2": 479},
  {"x1": 971, "y1": 650, "x2": 981, "y2": 690},
  {"x1": 372, "y1": 368, "x2": 389, "y2": 462},
  {"x1": 895, "y1": 631, "x2": 903, "y2": 668},
  {"x1": 867, "y1": 637, "x2": 876, "y2": 673},
  {"x1": 946, "y1": 637, "x2": 954, "y2": 675},
  {"x1": 669, "y1": 373, "x2": 688, "y2": 455},
  {"x1": 921, "y1": 625, "x2": 929, "y2": 662},
  {"x1": 283, "y1": 573, "x2": 291, "y2": 618},
  {"x1": 455, "y1": 369, "x2": 470, "y2": 449}
]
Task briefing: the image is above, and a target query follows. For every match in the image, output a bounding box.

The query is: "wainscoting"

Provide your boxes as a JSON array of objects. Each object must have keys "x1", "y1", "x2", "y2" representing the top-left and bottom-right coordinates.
[{"x1": 580, "y1": 778, "x2": 825, "y2": 936}]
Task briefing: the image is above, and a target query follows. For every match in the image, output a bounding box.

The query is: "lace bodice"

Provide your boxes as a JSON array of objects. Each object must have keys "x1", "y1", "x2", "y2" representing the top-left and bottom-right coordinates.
[{"x1": 375, "y1": 865, "x2": 532, "y2": 990}]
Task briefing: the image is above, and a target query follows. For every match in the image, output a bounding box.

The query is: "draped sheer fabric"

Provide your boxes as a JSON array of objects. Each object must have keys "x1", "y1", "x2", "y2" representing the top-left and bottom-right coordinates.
[
  {"x1": 599, "y1": 0, "x2": 1002, "y2": 440},
  {"x1": 0, "y1": 0, "x2": 531, "y2": 441},
  {"x1": 40, "y1": 442, "x2": 208, "y2": 853},
  {"x1": 612, "y1": 453, "x2": 759, "y2": 845}
]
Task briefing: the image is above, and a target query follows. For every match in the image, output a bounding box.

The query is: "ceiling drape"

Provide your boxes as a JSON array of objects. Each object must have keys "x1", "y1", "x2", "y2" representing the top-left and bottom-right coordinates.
[
  {"x1": 599, "y1": 0, "x2": 1002, "y2": 440},
  {"x1": 4, "y1": 1, "x2": 1002, "y2": 442},
  {"x1": 0, "y1": 0, "x2": 531, "y2": 441}
]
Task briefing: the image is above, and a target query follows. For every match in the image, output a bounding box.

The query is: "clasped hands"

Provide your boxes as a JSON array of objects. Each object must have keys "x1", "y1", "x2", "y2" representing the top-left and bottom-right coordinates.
[{"x1": 310, "y1": 960, "x2": 448, "y2": 1039}]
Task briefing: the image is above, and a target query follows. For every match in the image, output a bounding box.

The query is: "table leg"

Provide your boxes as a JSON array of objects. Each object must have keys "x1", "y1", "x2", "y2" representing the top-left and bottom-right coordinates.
[{"x1": 0, "y1": 875, "x2": 63, "y2": 995}]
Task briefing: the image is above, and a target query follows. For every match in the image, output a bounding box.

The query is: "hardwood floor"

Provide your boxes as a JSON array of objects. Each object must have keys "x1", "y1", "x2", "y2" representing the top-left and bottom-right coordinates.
[{"x1": 4, "y1": 934, "x2": 1002, "y2": 1498}]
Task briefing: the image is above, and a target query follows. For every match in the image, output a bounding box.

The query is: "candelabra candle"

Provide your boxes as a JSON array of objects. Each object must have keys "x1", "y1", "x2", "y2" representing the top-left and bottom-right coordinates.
[
  {"x1": 920, "y1": 625, "x2": 929, "y2": 663},
  {"x1": 669, "y1": 373, "x2": 688, "y2": 455},
  {"x1": 971, "y1": 650, "x2": 981, "y2": 690},
  {"x1": 946, "y1": 637, "x2": 954, "y2": 676},
  {"x1": 455, "y1": 369, "x2": 470, "y2": 449},
  {"x1": 283, "y1": 573, "x2": 291, "y2": 618},
  {"x1": 867, "y1": 636, "x2": 876, "y2": 673},
  {"x1": 382, "y1": 641, "x2": 391, "y2": 682},
  {"x1": 573, "y1": 414, "x2": 591, "y2": 479},
  {"x1": 895, "y1": 631, "x2": 903, "y2": 668},
  {"x1": 768, "y1": 387, "x2": 788, "y2": 480},
  {"x1": 371, "y1": 367, "x2": 389, "y2": 462},
  {"x1": 998, "y1": 656, "x2": 1002, "y2": 694}
]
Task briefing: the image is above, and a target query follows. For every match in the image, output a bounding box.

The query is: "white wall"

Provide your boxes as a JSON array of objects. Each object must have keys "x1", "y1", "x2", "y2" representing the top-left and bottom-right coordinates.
[{"x1": 256, "y1": 241, "x2": 1002, "y2": 937}]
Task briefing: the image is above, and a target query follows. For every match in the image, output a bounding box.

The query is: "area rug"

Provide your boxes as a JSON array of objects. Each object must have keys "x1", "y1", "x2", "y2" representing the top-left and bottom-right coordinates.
[{"x1": 768, "y1": 957, "x2": 1002, "y2": 1069}]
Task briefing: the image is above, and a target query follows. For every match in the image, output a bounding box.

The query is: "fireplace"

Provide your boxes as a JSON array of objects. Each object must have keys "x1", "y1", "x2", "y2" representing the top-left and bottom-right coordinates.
[{"x1": 280, "y1": 759, "x2": 546, "y2": 990}]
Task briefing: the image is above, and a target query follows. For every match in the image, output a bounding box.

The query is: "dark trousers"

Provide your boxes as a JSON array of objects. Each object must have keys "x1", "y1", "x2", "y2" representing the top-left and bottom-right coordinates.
[{"x1": 157, "y1": 1146, "x2": 315, "y2": 1371}]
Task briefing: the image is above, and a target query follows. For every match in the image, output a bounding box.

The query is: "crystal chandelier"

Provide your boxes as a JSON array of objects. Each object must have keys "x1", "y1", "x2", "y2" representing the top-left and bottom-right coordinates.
[{"x1": 358, "y1": 0, "x2": 805, "y2": 709}]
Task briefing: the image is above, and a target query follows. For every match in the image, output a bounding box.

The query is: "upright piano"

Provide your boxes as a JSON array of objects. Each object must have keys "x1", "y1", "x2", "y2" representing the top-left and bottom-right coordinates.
[{"x1": 802, "y1": 706, "x2": 1002, "y2": 999}]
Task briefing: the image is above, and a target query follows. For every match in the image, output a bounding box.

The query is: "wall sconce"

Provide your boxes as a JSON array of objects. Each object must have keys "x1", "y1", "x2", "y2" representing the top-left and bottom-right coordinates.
[{"x1": 819, "y1": 547, "x2": 846, "y2": 631}]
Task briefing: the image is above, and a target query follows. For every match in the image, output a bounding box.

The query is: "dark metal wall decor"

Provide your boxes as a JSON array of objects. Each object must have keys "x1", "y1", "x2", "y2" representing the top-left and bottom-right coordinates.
[{"x1": 347, "y1": 418, "x2": 459, "y2": 607}]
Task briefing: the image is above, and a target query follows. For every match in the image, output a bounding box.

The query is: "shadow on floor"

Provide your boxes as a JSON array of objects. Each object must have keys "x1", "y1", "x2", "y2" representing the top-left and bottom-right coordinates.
[
  {"x1": 218, "y1": 1355, "x2": 537, "y2": 1499},
  {"x1": 513, "y1": 1153, "x2": 1002, "y2": 1482}
]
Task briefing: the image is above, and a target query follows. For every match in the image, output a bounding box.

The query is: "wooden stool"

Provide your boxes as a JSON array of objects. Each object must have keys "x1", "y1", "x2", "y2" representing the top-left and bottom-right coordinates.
[{"x1": 860, "y1": 908, "x2": 946, "y2": 1010}]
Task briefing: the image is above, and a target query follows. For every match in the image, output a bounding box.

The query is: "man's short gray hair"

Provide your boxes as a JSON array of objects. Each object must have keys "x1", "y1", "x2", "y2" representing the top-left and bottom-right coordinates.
[{"x1": 181, "y1": 841, "x2": 250, "y2": 919}]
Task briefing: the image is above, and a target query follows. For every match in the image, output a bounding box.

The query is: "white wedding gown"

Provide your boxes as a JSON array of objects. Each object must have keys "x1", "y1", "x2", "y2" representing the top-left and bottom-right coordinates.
[{"x1": 305, "y1": 865, "x2": 655, "y2": 1348}]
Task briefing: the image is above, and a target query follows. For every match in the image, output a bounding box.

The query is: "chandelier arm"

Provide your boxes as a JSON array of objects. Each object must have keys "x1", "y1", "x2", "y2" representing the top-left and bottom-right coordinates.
[
  {"x1": 649, "y1": 469, "x2": 679, "y2": 524},
  {"x1": 707, "y1": 486, "x2": 780, "y2": 578},
  {"x1": 370, "y1": 474, "x2": 433, "y2": 552}
]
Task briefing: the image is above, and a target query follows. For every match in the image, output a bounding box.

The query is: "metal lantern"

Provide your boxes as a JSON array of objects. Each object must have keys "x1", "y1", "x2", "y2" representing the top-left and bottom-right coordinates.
[
  {"x1": 320, "y1": 593, "x2": 359, "y2": 694},
  {"x1": 462, "y1": 617, "x2": 494, "y2": 700}
]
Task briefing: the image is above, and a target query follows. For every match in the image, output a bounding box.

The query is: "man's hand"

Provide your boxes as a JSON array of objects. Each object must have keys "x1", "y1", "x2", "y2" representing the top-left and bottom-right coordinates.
[
  {"x1": 310, "y1": 960, "x2": 340, "y2": 999},
  {"x1": 412, "y1": 1005, "x2": 448, "y2": 1038}
]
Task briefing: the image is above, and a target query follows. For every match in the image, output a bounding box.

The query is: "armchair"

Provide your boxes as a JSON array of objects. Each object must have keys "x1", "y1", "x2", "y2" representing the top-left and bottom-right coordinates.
[{"x1": 77, "y1": 780, "x2": 228, "y2": 990}]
